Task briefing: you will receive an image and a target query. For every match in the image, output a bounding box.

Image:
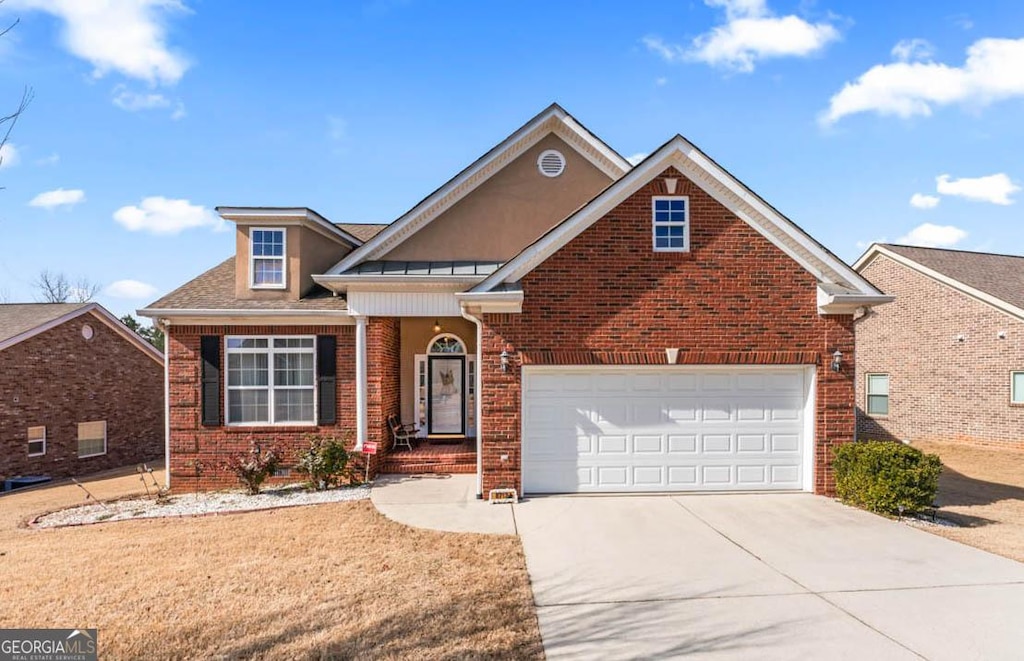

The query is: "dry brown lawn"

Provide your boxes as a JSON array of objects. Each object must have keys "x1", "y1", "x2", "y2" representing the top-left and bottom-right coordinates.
[
  {"x1": 915, "y1": 440, "x2": 1024, "y2": 563},
  {"x1": 0, "y1": 466, "x2": 543, "y2": 659}
]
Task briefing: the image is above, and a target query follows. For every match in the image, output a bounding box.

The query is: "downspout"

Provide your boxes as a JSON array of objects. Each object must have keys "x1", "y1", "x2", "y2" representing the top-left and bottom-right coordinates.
[
  {"x1": 160, "y1": 318, "x2": 171, "y2": 490},
  {"x1": 354, "y1": 315, "x2": 368, "y2": 450},
  {"x1": 460, "y1": 305, "x2": 484, "y2": 498}
]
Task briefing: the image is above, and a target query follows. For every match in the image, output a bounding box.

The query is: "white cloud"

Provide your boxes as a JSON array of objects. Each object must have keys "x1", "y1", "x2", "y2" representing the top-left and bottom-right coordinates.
[
  {"x1": 113, "y1": 196, "x2": 222, "y2": 234},
  {"x1": 0, "y1": 143, "x2": 20, "y2": 168},
  {"x1": 896, "y1": 222, "x2": 968, "y2": 248},
  {"x1": 645, "y1": 0, "x2": 839, "y2": 73},
  {"x1": 655, "y1": 76, "x2": 668, "y2": 86},
  {"x1": 171, "y1": 101, "x2": 186, "y2": 120},
  {"x1": 936, "y1": 173, "x2": 1020, "y2": 205},
  {"x1": 891, "y1": 38, "x2": 935, "y2": 63},
  {"x1": 909, "y1": 193, "x2": 940, "y2": 209},
  {"x1": 29, "y1": 187, "x2": 85, "y2": 209},
  {"x1": 823, "y1": 37, "x2": 1024, "y2": 124},
  {"x1": 105, "y1": 279, "x2": 158, "y2": 299},
  {"x1": 34, "y1": 153, "x2": 60, "y2": 166},
  {"x1": 7, "y1": 0, "x2": 190, "y2": 85},
  {"x1": 112, "y1": 85, "x2": 170, "y2": 111},
  {"x1": 626, "y1": 152, "x2": 648, "y2": 166}
]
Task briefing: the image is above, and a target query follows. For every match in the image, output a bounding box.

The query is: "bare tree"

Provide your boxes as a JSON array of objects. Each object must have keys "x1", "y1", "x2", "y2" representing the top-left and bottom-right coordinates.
[
  {"x1": 0, "y1": 14, "x2": 32, "y2": 175},
  {"x1": 35, "y1": 270, "x2": 100, "y2": 303}
]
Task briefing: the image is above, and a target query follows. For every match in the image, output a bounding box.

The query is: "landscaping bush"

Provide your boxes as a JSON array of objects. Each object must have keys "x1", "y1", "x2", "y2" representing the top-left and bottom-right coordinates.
[
  {"x1": 224, "y1": 441, "x2": 281, "y2": 495},
  {"x1": 833, "y1": 440, "x2": 942, "y2": 516},
  {"x1": 295, "y1": 434, "x2": 351, "y2": 490}
]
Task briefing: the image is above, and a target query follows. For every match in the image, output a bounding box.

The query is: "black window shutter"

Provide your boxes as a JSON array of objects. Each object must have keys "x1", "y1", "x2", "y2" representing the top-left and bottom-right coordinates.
[
  {"x1": 317, "y1": 335, "x2": 337, "y2": 425},
  {"x1": 200, "y1": 335, "x2": 221, "y2": 426}
]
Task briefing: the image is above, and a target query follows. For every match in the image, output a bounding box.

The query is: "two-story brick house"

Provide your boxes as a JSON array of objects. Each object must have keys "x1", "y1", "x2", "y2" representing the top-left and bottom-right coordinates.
[{"x1": 140, "y1": 104, "x2": 891, "y2": 496}]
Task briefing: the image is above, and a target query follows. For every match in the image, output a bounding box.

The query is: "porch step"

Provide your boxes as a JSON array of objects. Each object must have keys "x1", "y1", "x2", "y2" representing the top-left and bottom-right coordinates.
[{"x1": 379, "y1": 439, "x2": 476, "y2": 475}]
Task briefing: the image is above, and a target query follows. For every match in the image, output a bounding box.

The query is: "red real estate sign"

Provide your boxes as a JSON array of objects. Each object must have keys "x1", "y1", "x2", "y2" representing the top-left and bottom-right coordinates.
[{"x1": 363, "y1": 442, "x2": 378, "y2": 455}]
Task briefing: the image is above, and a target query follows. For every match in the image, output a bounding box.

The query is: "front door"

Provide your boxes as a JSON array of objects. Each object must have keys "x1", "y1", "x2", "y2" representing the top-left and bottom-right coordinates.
[{"x1": 428, "y1": 355, "x2": 465, "y2": 435}]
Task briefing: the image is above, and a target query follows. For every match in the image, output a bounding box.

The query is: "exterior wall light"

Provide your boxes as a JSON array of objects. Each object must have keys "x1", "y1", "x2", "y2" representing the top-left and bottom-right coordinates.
[
  {"x1": 432, "y1": 319, "x2": 442, "y2": 334},
  {"x1": 831, "y1": 350, "x2": 843, "y2": 373},
  {"x1": 500, "y1": 349, "x2": 510, "y2": 373}
]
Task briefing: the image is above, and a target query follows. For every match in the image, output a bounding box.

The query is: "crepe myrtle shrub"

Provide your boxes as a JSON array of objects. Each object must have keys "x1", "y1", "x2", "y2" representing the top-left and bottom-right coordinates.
[
  {"x1": 224, "y1": 440, "x2": 282, "y2": 495},
  {"x1": 294, "y1": 433, "x2": 352, "y2": 490},
  {"x1": 832, "y1": 440, "x2": 942, "y2": 516}
]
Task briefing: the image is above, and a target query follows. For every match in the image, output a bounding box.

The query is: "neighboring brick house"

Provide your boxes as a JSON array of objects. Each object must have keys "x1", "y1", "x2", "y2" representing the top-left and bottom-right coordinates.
[
  {"x1": 854, "y1": 243, "x2": 1024, "y2": 449},
  {"x1": 141, "y1": 104, "x2": 890, "y2": 496},
  {"x1": 0, "y1": 303, "x2": 164, "y2": 483}
]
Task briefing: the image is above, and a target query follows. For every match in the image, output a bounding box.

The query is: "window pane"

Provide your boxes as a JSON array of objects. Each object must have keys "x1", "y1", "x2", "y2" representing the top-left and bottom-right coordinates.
[
  {"x1": 655, "y1": 236, "x2": 670, "y2": 249},
  {"x1": 28, "y1": 426, "x2": 45, "y2": 441},
  {"x1": 655, "y1": 226, "x2": 669, "y2": 237},
  {"x1": 668, "y1": 226, "x2": 684, "y2": 238},
  {"x1": 228, "y1": 389, "x2": 269, "y2": 423},
  {"x1": 227, "y1": 338, "x2": 268, "y2": 349},
  {"x1": 274, "y1": 389, "x2": 314, "y2": 422},
  {"x1": 273, "y1": 337, "x2": 314, "y2": 349},
  {"x1": 1013, "y1": 372, "x2": 1024, "y2": 403},
  {"x1": 670, "y1": 199, "x2": 685, "y2": 211},
  {"x1": 77, "y1": 421, "x2": 106, "y2": 456},
  {"x1": 655, "y1": 210, "x2": 670, "y2": 222},
  {"x1": 867, "y1": 394, "x2": 889, "y2": 415},
  {"x1": 669, "y1": 237, "x2": 685, "y2": 248},
  {"x1": 654, "y1": 200, "x2": 670, "y2": 211},
  {"x1": 253, "y1": 258, "x2": 283, "y2": 285},
  {"x1": 228, "y1": 353, "x2": 268, "y2": 386},
  {"x1": 274, "y1": 353, "x2": 314, "y2": 386},
  {"x1": 867, "y1": 374, "x2": 889, "y2": 396}
]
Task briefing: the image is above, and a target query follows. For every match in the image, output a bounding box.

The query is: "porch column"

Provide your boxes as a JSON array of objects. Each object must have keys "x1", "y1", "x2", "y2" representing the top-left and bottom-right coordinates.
[{"x1": 355, "y1": 315, "x2": 368, "y2": 450}]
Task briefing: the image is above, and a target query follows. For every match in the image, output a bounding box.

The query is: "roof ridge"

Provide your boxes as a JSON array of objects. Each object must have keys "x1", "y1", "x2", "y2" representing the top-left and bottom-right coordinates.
[{"x1": 883, "y1": 243, "x2": 1024, "y2": 260}]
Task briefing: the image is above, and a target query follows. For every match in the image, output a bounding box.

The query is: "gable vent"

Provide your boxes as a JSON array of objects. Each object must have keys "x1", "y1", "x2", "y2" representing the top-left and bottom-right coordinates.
[{"x1": 537, "y1": 149, "x2": 566, "y2": 178}]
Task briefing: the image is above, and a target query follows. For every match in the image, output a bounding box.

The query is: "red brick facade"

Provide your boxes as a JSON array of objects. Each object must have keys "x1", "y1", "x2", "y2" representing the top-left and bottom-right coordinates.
[
  {"x1": 856, "y1": 254, "x2": 1024, "y2": 448},
  {"x1": 0, "y1": 314, "x2": 163, "y2": 482},
  {"x1": 478, "y1": 168, "x2": 856, "y2": 496}
]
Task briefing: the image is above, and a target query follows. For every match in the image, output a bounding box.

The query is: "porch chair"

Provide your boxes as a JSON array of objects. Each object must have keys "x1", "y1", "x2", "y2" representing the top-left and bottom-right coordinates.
[{"x1": 387, "y1": 414, "x2": 417, "y2": 452}]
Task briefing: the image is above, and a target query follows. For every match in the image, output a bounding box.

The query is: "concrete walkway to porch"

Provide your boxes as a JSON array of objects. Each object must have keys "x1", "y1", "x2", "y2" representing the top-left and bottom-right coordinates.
[{"x1": 370, "y1": 473, "x2": 516, "y2": 535}]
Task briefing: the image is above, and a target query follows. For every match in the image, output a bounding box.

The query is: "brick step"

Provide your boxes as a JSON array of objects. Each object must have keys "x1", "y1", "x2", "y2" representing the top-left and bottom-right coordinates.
[{"x1": 380, "y1": 462, "x2": 476, "y2": 475}]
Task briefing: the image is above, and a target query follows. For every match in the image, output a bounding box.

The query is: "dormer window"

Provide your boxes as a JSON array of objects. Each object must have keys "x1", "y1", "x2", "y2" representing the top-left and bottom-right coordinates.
[
  {"x1": 652, "y1": 196, "x2": 689, "y2": 252},
  {"x1": 251, "y1": 228, "x2": 286, "y2": 288}
]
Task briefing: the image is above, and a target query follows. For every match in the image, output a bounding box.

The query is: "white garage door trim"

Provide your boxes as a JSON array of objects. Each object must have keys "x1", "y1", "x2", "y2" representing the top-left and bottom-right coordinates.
[{"x1": 521, "y1": 365, "x2": 816, "y2": 494}]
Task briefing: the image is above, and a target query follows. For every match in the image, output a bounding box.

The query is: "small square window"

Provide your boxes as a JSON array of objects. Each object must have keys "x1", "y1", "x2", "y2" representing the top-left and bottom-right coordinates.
[
  {"x1": 28, "y1": 426, "x2": 46, "y2": 457},
  {"x1": 78, "y1": 421, "x2": 107, "y2": 458},
  {"x1": 1012, "y1": 371, "x2": 1024, "y2": 404},
  {"x1": 866, "y1": 374, "x2": 889, "y2": 416}
]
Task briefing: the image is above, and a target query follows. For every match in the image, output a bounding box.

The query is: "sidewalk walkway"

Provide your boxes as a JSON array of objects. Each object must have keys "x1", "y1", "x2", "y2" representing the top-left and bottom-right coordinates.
[{"x1": 370, "y1": 474, "x2": 516, "y2": 535}]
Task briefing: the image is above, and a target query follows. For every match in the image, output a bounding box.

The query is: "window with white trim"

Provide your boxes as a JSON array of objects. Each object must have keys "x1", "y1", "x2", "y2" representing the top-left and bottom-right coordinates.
[
  {"x1": 226, "y1": 336, "x2": 315, "y2": 425},
  {"x1": 28, "y1": 426, "x2": 46, "y2": 457},
  {"x1": 78, "y1": 421, "x2": 107, "y2": 458},
  {"x1": 866, "y1": 374, "x2": 889, "y2": 416},
  {"x1": 1012, "y1": 371, "x2": 1024, "y2": 404},
  {"x1": 652, "y1": 196, "x2": 689, "y2": 252},
  {"x1": 250, "y1": 228, "x2": 286, "y2": 288}
]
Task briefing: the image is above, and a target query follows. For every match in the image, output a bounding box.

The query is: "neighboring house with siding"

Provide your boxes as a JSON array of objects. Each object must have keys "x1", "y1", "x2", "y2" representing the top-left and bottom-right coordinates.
[
  {"x1": 0, "y1": 303, "x2": 164, "y2": 484},
  {"x1": 854, "y1": 243, "x2": 1024, "y2": 449},
  {"x1": 140, "y1": 104, "x2": 890, "y2": 497}
]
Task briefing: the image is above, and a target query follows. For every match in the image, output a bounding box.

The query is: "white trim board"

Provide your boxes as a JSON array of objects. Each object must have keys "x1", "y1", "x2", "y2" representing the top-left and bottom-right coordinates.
[
  {"x1": 475, "y1": 136, "x2": 886, "y2": 306},
  {"x1": 322, "y1": 104, "x2": 631, "y2": 278},
  {"x1": 217, "y1": 207, "x2": 364, "y2": 247},
  {"x1": 0, "y1": 303, "x2": 163, "y2": 364},
  {"x1": 854, "y1": 243, "x2": 1024, "y2": 323}
]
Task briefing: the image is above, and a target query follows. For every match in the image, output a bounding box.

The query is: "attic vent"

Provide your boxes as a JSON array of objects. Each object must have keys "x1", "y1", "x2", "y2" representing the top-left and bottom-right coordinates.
[{"x1": 537, "y1": 149, "x2": 566, "y2": 178}]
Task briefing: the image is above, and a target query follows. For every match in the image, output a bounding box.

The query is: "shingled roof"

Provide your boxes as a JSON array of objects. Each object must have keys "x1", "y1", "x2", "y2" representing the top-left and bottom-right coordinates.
[
  {"x1": 880, "y1": 244, "x2": 1024, "y2": 311},
  {"x1": 0, "y1": 303, "x2": 90, "y2": 344},
  {"x1": 144, "y1": 223, "x2": 390, "y2": 312},
  {"x1": 144, "y1": 257, "x2": 349, "y2": 311}
]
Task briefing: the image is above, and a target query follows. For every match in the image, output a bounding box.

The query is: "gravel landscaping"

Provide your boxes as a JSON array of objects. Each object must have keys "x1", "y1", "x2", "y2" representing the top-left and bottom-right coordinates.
[{"x1": 32, "y1": 483, "x2": 370, "y2": 528}]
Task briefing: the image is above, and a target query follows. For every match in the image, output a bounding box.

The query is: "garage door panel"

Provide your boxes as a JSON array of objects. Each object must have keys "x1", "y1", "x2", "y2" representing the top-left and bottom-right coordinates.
[{"x1": 522, "y1": 367, "x2": 809, "y2": 494}]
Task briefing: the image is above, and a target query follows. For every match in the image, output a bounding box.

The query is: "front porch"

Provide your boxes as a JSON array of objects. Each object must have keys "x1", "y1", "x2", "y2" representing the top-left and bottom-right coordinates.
[{"x1": 379, "y1": 438, "x2": 477, "y2": 475}]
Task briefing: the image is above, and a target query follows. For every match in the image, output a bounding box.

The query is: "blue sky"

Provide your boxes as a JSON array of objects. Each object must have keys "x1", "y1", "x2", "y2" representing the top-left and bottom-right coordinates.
[{"x1": 1, "y1": 0, "x2": 1023, "y2": 319}]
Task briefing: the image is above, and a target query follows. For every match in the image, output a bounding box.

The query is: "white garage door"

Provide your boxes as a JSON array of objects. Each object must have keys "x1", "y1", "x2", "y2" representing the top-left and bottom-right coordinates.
[{"x1": 522, "y1": 366, "x2": 813, "y2": 494}]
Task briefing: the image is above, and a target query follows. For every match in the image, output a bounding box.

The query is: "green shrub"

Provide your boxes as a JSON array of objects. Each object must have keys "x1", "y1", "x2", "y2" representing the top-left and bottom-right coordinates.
[
  {"x1": 295, "y1": 434, "x2": 351, "y2": 490},
  {"x1": 833, "y1": 440, "x2": 942, "y2": 515},
  {"x1": 224, "y1": 441, "x2": 281, "y2": 495}
]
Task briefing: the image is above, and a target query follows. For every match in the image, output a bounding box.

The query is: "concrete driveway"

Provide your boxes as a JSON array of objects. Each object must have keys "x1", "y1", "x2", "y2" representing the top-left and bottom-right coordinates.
[{"x1": 515, "y1": 494, "x2": 1024, "y2": 660}]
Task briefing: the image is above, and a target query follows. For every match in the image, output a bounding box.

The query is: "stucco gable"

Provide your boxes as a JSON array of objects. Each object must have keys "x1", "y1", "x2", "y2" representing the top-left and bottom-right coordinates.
[{"x1": 318, "y1": 104, "x2": 631, "y2": 281}]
